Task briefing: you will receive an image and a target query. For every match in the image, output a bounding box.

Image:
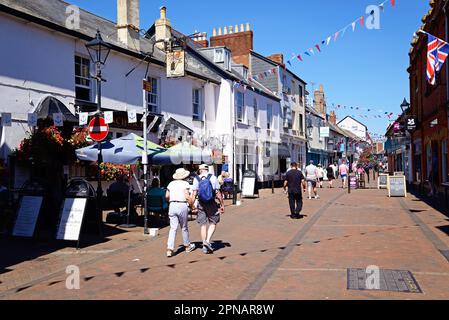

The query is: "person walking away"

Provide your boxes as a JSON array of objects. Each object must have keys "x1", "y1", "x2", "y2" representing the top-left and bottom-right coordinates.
[
  {"x1": 283, "y1": 162, "x2": 306, "y2": 219},
  {"x1": 364, "y1": 164, "x2": 371, "y2": 184},
  {"x1": 165, "y1": 169, "x2": 196, "y2": 257},
  {"x1": 332, "y1": 162, "x2": 338, "y2": 180},
  {"x1": 191, "y1": 164, "x2": 225, "y2": 254},
  {"x1": 326, "y1": 163, "x2": 335, "y2": 188},
  {"x1": 305, "y1": 160, "x2": 320, "y2": 199},
  {"x1": 339, "y1": 160, "x2": 349, "y2": 188},
  {"x1": 317, "y1": 164, "x2": 324, "y2": 188}
]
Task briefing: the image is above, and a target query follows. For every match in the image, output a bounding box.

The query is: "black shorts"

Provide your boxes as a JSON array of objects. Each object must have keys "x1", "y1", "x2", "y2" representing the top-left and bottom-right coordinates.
[{"x1": 307, "y1": 180, "x2": 317, "y2": 188}]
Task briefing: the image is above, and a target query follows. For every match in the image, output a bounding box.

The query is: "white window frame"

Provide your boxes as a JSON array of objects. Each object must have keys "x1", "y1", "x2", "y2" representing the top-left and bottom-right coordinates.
[
  {"x1": 267, "y1": 104, "x2": 273, "y2": 130},
  {"x1": 75, "y1": 55, "x2": 92, "y2": 102},
  {"x1": 224, "y1": 49, "x2": 231, "y2": 71},
  {"x1": 214, "y1": 48, "x2": 224, "y2": 63},
  {"x1": 236, "y1": 91, "x2": 245, "y2": 123},
  {"x1": 253, "y1": 98, "x2": 259, "y2": 127},
  {"x1": 192, "y1": 88, "x2": 202, "y2": 121},
  {"x1": 147, "y1": 77, "x2": 160, "y2": 114}
]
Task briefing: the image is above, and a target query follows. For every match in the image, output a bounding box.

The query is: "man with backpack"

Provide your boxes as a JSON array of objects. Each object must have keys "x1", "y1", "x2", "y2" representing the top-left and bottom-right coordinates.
[{"x1": 191, "y1": 164, "x2": 225, "y2": 254}]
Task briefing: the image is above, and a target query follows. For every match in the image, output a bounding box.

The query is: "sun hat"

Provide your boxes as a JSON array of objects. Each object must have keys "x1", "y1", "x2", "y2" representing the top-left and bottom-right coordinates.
[
  {"x1": 173, "y1": 168, "x2": 190, "y2": 180},
  {"x1": 199, "y1": 164, "x2": 209, "y2": 171}
]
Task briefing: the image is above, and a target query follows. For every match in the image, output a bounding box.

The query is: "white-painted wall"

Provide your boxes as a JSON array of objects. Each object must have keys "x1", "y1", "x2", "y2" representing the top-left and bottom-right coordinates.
[
  {"x1": 0, "y1": 12, "x2": 214, "y2": 161},
  {"x1": 338, "y1": 117, "x2": 367, "y2": 141}
]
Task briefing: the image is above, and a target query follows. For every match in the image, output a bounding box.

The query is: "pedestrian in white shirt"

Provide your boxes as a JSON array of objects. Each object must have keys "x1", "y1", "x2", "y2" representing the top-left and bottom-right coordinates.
[
  {"x1": 305, "y1": 160, "x2": 320, "y2": 200},
  {"x1": 165, "y1": 168, "x2": 196, "y2": 258}
]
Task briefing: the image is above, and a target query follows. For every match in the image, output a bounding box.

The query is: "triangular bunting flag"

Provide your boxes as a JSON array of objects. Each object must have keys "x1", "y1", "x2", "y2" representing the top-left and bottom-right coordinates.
[
  {"x1": 391, "y1": 0, "x2": 395, "y2": 7},
  {"x1": 360, "y1": 16, "x2": 365, "y2": 27},
  {"x1": 322, "y1": 40, "x2": 326, "y2": 45},
  {"x1": 352, "y1": 21, "x2": 356, "y2": 32},
  {"x1": 326, "y1": 36, "x2": 332, "y2": 45},
  {"x1": 297, "y1": 54, "x2": 303, "y2": 61},
  {"x1": 287, "y1": 61, "x2": 292, "y2": 67},
  {"x1": 309, "y1": 48, "x2": 315, "y2": 55},
  {"x1": 315, "y1": 44, "x2": 321, "y2": 52},
  {"x1": 379, "y1": 3, "x2": 385, "y2": 11},
  {"x1": 334, "y1": 31, "x2": 340, "y2": 42},
  {"x1": 304, "y1": 52, "x2": 311, "y2": 56}
]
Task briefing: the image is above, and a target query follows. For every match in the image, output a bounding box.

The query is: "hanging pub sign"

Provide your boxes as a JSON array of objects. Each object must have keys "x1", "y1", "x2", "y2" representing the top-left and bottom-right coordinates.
[
  {"x1": 406, "y1": 117, "x2": 417, "y2": 131},
  {"x1": 166, "y1": 51, "x2": 185, "y2": 78}
]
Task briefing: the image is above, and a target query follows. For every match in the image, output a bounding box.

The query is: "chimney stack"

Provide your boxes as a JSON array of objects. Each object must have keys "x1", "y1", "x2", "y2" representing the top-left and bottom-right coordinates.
[
  {"x1": 155, "y1": 6, "x2": 172, "y2": 50},
  {"x1": 314, "y1": 84, "x2": 326, "y2": 115},
  {"x1": 329, "y1": 111, "x2": 337, "y2": 125},
  {"x1": 210, "y1": 22, "x2": 253, "y2": 67},
  {"x1": 267, "y1": 53, "x2": 284, "y2": 66},
  {"x1": 194, "y1": 32, "x2": 209, "y2": 48},
  {"x1": 117, "y1": 0, "x2": 140, "y2": 51}
]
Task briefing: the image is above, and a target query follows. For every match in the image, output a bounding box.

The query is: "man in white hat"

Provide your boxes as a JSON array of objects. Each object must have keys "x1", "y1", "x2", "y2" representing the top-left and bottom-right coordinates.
[
  {"x1": 165, "y1": 168, "x2": 196, "y2": 257},
  {"x1": 191, "y1": 164, "x2": 224, "y2": 254}
]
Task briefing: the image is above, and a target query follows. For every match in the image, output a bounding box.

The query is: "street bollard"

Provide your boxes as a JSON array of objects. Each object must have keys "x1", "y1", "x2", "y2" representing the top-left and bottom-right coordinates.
[
  {"x1": 232, "y1": 184, "x2": 237, "y2": 205},
  {"x1": 348, "y1": 175, "x2": 351, "y2": 194},
  {"x1": 272, "y1": 175, "x2": 275, "y2": 194}
]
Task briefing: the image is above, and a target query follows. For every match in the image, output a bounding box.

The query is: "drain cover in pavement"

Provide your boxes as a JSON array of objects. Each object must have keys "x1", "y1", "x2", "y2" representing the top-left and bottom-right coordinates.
[{"x1": 347, "y1": 268, "x2": 422, "y2": 293}]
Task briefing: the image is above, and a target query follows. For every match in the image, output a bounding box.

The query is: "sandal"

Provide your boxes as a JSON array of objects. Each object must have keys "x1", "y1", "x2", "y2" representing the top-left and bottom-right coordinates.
[{"x1": 167, "y1": 249, "x2": 174, "y2": 258}]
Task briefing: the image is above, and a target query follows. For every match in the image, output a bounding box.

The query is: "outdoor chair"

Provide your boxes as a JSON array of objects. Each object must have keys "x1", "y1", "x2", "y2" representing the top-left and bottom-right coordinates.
[
  {"x1": 147, "y1": 194, "x2": 169, "y2": 224},
  {"x1": 359, "y1": 173, "x2": 366, "y2": 189},
  {"x1": 107, "y1": 190, "x2": 128, "y2": 213}
]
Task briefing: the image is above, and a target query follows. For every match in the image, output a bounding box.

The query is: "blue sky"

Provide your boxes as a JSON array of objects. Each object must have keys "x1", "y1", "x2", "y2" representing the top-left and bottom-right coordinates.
[{"x1": 68, "y1": 0, "x2": 430, "y2": 136}]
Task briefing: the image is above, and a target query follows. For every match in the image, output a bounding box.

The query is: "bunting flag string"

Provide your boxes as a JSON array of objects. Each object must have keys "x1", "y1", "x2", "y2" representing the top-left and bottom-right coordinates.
[
  {"x1": 327, "y1": 102, "x2": 401, "y2": 117},
  {"x1": 286, "y1": 0, "x2": 396, "y2": 66}
]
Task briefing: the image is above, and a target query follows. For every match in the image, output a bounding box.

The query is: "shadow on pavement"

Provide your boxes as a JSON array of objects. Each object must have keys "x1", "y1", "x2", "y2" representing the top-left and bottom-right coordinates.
[{"x1": 0, "y1": 224, "x2": 126, "y2": 274}]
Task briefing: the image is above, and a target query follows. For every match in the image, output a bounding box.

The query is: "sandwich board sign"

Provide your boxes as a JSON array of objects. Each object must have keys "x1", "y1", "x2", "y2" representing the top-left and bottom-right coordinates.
[
  {"x1": 56, "y1": 198, "x2": 87, "y2": 242},
  {"x1": 12, "y1": 196, "x2": 43, "y2": 237},
  {"x1": 241, "y1": 170, "x2": 259, "y2": 198},
  {"x1": 378, "y1": 174, "x2": 388, "y2": 189},
  {"x1": 387, "y1": 175, "x2": 407, "y2": 198}
]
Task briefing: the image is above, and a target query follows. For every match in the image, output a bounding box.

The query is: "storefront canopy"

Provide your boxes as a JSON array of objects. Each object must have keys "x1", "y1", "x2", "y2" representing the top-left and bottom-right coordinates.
[
  {"x1": 75, "y1": 133, "x2": 167, "y2": 165},
  {"x1": 151, "y1": 142, "x2": 213, "y2": 165}
]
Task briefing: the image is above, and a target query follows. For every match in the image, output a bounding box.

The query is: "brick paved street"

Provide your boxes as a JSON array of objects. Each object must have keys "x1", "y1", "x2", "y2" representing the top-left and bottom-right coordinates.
[{"x1": 2, "y1": 181, "x2": 449, "y2": 300}]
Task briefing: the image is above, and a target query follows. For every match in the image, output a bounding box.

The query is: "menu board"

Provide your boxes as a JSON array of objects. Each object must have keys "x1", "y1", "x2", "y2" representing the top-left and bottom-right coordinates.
[
  {"x1": 12, "y1": 196, "x2": 43, "y2": 237},
  {"x1": 387, "y1": 176, "x2": 407, "y2": 198},
  {"x1": 56, "y1": 198, "x2": 87, "y2": 241},
  {"x1": 378, "y1": 174, "x2": 388, "y2": 189},
  {"x1": 349, "y1": 175, "x2": 358, "y2": 190},
  {"x1": 241, "y1": 170, "x2": 258, "y2": 198}
]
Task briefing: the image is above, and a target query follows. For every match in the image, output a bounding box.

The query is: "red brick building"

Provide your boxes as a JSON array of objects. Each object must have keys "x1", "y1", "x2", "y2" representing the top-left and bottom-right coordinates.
[{"x1": 408, "y1": 0, "x2": 449, "y2": 193}]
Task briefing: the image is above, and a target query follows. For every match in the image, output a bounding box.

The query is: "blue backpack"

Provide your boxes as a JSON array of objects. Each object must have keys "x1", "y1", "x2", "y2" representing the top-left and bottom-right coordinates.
[{"x1": 195, "y1": 174, "x2": 215, "y2": 203}]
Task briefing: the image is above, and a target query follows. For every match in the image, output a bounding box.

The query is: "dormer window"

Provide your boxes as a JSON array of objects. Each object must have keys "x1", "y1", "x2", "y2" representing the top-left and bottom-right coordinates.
[{"x1": 214, "y1": 48, "x2": 231, "y2": 71}]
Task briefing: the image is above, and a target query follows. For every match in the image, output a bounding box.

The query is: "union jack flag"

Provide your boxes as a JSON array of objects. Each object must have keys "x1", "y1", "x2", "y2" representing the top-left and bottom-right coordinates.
[{"x1": 426, "y1": 32, "x2": 449, "y2": 85}]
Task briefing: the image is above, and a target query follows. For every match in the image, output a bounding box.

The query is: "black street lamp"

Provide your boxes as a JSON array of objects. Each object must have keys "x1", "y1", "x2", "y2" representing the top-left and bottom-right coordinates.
[
  {"x1": 400, "y1": 98, "x2": 410, "y2": 113},
  {"x1": 85, "y1": 30, "x2": 111, "y2": 233}
]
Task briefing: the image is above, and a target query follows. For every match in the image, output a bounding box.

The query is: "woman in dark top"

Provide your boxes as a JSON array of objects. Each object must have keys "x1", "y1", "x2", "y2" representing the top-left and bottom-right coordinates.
[{"x1": 326, "y1": 164, "x2": 335, "y2": 188}]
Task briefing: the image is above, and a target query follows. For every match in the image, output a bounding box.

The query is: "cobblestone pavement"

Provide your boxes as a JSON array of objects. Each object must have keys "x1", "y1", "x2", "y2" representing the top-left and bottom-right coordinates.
[{"x1": 1, "y1": 178, "x2": 449, "y2": 300}]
